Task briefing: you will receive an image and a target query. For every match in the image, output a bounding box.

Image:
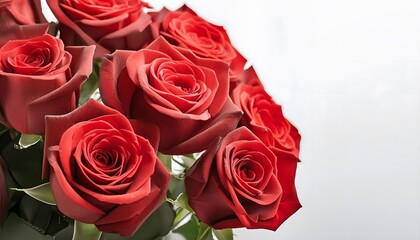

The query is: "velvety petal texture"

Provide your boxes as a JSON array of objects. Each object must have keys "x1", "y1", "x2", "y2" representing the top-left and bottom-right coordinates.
[
  {"x1": 150, "y1": 5, "x2": 247, "y2": 82},
  {"x1": 44, "y1": 99, "x2": 170, "y2": 237},
  {"x1": 230, "y1": 66, "x2": 263, "y2": 91},
  {"x1": 0, "y1": 0, "x2": 49, "y2": 47},
  {"x1": 47, "y1": 0, "x2": 153, "y2": 58},
  {"x1": 100, "y1": 37, "x2": 242, "y2": 154},
  {"x1": 0, "y1": 34, "x2": 95, "y2": 134},
  {"x1": 232, "y1": 84, "x2": 301, "y2": 158},
  {"x1": 0, "y1": 0, "x2": 46, "y2": 25},
  {"x1": 185, "y1": 127, "x2": 301, "y2": 230},
  {"x1": 0, "y1": 23, "x2": 50, "y2": 49}
]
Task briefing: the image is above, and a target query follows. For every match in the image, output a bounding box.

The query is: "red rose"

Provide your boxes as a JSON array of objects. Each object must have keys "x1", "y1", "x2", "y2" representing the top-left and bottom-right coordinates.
[
  {"x1": 0, "y1": 34, "x2": 95, "y2": 134},
  {"x1": 44, "y1": 99, "x2": 170, "y2": 237},
  {"x1": 185, "y1": 127, "x2": 301, "y2": 230},
  {"x1": 0, "y1": 0, "x2": 46, "y2": 25},
  {"x1": 150, "y1": 6, "x2": 246, "y2": 81},
  {"x1": 100, "y1": 37, "x2": 242, "y2": 154},
  {"x1": 232, "y1": 84, "x2": 301, "y2": 158},
  {"x1": 47, "y1": 0, "x2": 153, "y2": 58},
  {"x1": 0, "y1": 0, "x2": 50, "y2": 47},
  {"x1": 230, "y1": 66, "x2": 263, "y2": 91},
  {"x1": 0, "y1": 157, "x2": 7, "y2": 222}
]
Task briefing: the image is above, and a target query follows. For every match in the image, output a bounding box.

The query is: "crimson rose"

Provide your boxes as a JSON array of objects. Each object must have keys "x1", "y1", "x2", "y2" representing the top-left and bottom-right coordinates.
[
  {"x1": 185, "y1": 127, "x2": 301, "y2": 230},
  {"x1": 44, "y1": 99, "x2": 170, "y2": 236},
  {"x1": 0, "y1": 34, "x2": 94, "y2": 134},
  {"x1": 100, "y1": 37, "x2": 242, "y2": 154},
  {"x1": 150, "y1": 6, "x2": 246, "y2": 81},
  {"x1": 232, "y1": 84, "x2": 301, "y2": 158},
  {"x1": 47, "y1": 0, "x2": 153, "y2": 58}
]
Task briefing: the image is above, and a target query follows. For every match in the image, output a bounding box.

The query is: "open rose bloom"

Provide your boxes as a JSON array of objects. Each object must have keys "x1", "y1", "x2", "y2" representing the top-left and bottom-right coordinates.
[
  {"x1": 0, "y1": 2, "x2": 301, "y2": 240},
  {"x1": 47, "y1": 0, "x2": 153, "y2": 58}
]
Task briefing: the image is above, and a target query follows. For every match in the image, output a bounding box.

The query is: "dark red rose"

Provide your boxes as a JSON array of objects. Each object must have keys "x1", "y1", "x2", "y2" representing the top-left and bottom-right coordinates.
[
  {"x1": 0, "y1": 157, "x2": 7, "y2": 222},
  {"x1": 185, "y1": 127, "x2": 301, "y2": 230},
  {"x1": 0, "y1": 0, "x2": 50, "y2": 47},
  {"x1": 232, "y1": 84, "x2": 301, "y2": 158},
  {"x1": 150, "y1": 6, "x2": 246, "y2": 81},
  {"x1": 44, "y1": 99, "x2": 170, "y2": 237},
  {"x1": 100, "y1": 37, "x2": 242, "y2": 154},
  {"x1": 47, "y1": 0, "x2": 153, "y2": 58},
  {"x1": 0, "y1": 34, "x2": 95, "y2": 134}
]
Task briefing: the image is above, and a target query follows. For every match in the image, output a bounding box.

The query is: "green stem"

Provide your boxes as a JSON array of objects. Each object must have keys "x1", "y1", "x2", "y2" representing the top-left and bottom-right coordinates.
[
  {"x1": 197, "y1": 223, "x2": 211, "y2": 240},
  {"x1": 172, "y1": 209, "x2": 192, "y2": 230}
]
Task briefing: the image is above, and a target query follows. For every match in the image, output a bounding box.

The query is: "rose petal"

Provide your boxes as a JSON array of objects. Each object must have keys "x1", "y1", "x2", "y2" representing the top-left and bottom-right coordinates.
[
  {"x1": 162, "y1": 97, "x2": 242, "y2": 154},
  {"x1": 43, "y1": 99, "x2": 125, "y2": 179},
  {"x1": 99, "y1": 13, "x2": 152, "y2": 52},
  {"x1": 95, "y1": 162, "x2": 170, "y2": 236},
  {"x1": 185, "y1": 138, "x2": 240, "y2": 227},
  {"x1": 49, "y1": 148, "x2": 105, "y2": 223},
  {"x1": 0, "y1": 23, "x2": 49, "y2": 48}
]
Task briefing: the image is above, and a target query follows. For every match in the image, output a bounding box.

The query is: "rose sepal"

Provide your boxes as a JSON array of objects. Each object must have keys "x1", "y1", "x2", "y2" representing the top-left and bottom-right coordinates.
[
  {"x1": 9, "y1": 182, "x2": 56, "y2": 205},
  {"x1": 73, "y1": 221, "x2": 102, "y2": 240}
]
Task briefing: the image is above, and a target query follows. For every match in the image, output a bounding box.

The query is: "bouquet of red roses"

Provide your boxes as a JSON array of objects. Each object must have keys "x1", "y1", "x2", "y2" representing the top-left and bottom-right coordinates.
[{"x1": 0, "y1": 0, "x2": 301, "y2": 239}]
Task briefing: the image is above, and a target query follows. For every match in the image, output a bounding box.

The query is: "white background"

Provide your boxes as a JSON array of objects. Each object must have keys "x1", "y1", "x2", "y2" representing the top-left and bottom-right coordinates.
[{"x1": 44, "y1": 0, "x2": 420, "y2": 239}]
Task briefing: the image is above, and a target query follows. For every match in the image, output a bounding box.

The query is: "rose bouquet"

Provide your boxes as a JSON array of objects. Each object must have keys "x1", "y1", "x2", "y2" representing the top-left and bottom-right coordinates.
[{"x1": 0, "y1": 0, "x2": 301, "y2": 239}]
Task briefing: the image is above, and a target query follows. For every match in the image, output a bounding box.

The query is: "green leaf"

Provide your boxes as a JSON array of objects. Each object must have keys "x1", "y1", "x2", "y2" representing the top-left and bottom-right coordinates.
[
  {"x1": 212, "y1": 229, "x2": 233, "y2": 240},
  {"x1": 172, "y1": 208, "x2": 192, "y2": 230},
  {"x1": 157, "y1": 152, "x2": 172, "y2": 172},
  {"x1": 79, "y1": 60, "x2": 101, "y2": 105},
  {"x1": 176, "y1": 192, "x2": 193, "y2": 212},
  {"x1": 173, "y1": 215, "x2": 200, "y2": 240},
  {"x1": 168, "y1": 176, "x2": 185, "y2": 199},
  {"x1": 10, "y1": 182, "x2": 56, "y2": 205},
  {"x1": 173, "y1": 214, "x2": 214, "y2": 240},
  {"x1": 2, "y1": 136, "x2": 45, "y2": 188},
  {"x1": 0, "y1": 212, "x2": 53, "y2": 240},
  {"x1": 167, "y1": 192, "x2": 193, "y2": 213},
  {"x1": 179, "y1": 155, "x2": 196, "y2": 169},
  {"x1": 197, "y1": 222, "x2": 212, "y2": 240},
  {"x1": 73, "y1": 221, "x2": 102, "y2": 240},
  {"x1": 0, "y1": 208, "x2": 70, "y2": 239},
  {"x1": 0, "y1": 126, "x2": 7, "y2": 135},
  {"x1": 100, "y1": 203, "x2": 175, "y2": 240},
  {"x1": 15, "y1": 194, "x2": 69, "y2": 236},
  {"x1": 17, "y1": 134, "x2": 42, "y2": 149}
]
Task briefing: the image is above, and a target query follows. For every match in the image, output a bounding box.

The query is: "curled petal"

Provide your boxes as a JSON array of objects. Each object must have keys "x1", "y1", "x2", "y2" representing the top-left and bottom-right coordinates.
[
  {"x1": 45, "y1": 99, "x2": 170, "y2": 237},
  {"x1": 186, "y1": 127, "x2": 300, "y2": 230}
]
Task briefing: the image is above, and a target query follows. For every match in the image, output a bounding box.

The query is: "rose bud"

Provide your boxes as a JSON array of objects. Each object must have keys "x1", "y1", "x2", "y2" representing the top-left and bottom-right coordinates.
[
  {"x1": 43, "y1": 99, "x2": 170, "y2": 237},
  {"x1": 185, "y1": 127, "x2": 301, "y2": 230},
  {"x1": 232, "y1": 84, "x2": 301, "y2": 159},
  {"x1": 47, "y1": 0, "x2": 153, "y2": 58},
  {"x1": 150, "y1": 5, "x2": 247, "y2": 84},
  {"x1": 100, "y1": 37, "x2": 242, "y2": 155},
  {"x1": 0, "y1": 34, "x2": 95, "y2": 134}
]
